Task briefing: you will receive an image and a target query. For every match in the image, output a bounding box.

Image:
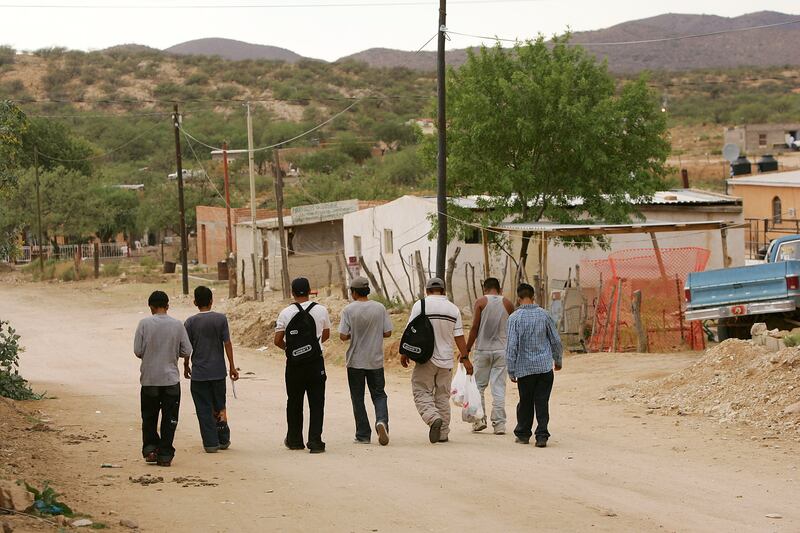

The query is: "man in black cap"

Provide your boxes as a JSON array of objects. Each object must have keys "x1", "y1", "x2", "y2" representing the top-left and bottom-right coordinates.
[
  {"x1": 401, "y1": 277, "x2": 472, "y2": 443},
  {"x1": 339, "y1": 276, "x2": 393, "y2": 445},
  {"x1": 274, "y1": 277, "x2": 331, "y2": 453}
]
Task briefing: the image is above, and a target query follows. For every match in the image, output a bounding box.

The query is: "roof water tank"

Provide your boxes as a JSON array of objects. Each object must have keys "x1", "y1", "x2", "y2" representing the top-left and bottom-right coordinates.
[
  {"x1": 757, "y1": 154, "x2": 778, "y2": 173},
  {"x1": 731, "y1": 155, "x2": 752, "y2": 176}
]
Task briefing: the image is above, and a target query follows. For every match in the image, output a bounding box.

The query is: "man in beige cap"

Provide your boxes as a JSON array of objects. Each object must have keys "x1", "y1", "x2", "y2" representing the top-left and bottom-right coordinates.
[
  {"x1": 339, "y1": 276, "x2": 393, "y2": 445},
  {"x1": 401, "y1": 277, "x2": 472, "y2": 443}
]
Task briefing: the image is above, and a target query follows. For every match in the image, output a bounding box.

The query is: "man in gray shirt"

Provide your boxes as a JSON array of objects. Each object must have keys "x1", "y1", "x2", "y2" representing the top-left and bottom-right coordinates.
[
  {"x1": 339, "y1": 277, "x2": 393, "y2": 445},
  {"x1": 133, "y1": 290, "x2": 192, "y2": 467}
]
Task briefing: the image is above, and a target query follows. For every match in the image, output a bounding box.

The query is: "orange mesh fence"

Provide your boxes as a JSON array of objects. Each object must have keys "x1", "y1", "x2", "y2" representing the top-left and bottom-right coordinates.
[{"x1": 581, "y1": 247, "x2": 710, "y2": 352}]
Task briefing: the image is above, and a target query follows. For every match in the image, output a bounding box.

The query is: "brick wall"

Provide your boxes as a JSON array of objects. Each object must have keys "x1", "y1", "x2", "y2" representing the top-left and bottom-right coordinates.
[{"x1": 196, "y1": 206, "x2": 283, "y2": 265}]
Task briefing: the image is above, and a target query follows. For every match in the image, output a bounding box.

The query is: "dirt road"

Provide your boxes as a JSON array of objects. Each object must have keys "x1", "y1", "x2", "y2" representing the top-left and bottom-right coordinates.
[{"x1": 1, "y1": 282, "x2": 798, "y2": 532}]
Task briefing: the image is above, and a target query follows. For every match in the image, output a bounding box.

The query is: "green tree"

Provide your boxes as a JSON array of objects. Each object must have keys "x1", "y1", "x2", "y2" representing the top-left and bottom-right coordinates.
[
  {"x1": 0, "y1": 100, "x2": 28, "y2": 259},
  {"x1": 443, "y1": 37, "x2": 669, "y2": 265}
]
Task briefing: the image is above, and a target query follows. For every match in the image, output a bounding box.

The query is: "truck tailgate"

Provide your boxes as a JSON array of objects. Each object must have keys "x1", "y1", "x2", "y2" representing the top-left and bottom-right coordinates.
[{"x1": 687, "y1": 262, "x2": 791, "y2": 309}]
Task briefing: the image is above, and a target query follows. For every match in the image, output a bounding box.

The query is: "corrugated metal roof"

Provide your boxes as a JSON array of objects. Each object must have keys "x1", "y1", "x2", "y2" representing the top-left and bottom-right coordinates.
[
  {"x1": 727, "y1": 169, "x2": 800, "y2": 187},
  {"x1": 494, "y1": 220, "x2": 732, "y2": 235}
]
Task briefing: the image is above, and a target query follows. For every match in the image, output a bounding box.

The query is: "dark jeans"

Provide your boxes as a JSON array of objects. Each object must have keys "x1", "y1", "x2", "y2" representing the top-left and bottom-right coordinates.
[
  {"x1": 347, "y1": 367, "x2": 389, "y2": 442},
  {"x1": 190, "y1": 379, "x2": 230, "y2": 448},
  {"x1": 141, "y1": 384, "x2": 181, "y2": 460},
  {"x1": 285, "y1": 356, "x2": 326, "y2": 450},
  {"x1": 514, "y1": 370, "x2": 554, "y2": 441}
]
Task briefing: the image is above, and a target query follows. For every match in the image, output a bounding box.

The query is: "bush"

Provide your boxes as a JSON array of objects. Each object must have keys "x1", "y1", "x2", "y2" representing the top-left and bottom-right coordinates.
[
  {"x1": 139, "y1": 256, "x2": 158, "y2": 269},
  {"x1": 0, "y1": 320, "x2": 39, "y2": 400},
  {"x1": 101, "y1": 262, "x2": 122, "y2": 277},
  {"x1": 0, "y1": 45, "x2": 15, "y2": 67}
]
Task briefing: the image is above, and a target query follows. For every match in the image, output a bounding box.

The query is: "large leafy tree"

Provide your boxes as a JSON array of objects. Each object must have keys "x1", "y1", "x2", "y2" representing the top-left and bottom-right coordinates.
[
  {"x1": 444, "y1": 36, "x2": 670, "y2": 266},
  {"x1": 0, "y1": 101, "x2": 29, "y2": 259}
]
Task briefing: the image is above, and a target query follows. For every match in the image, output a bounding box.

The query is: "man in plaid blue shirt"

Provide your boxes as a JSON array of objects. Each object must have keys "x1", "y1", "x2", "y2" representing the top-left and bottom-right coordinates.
[{"x1": 506, "y1": 283, "x2": 563, "y2": 447}]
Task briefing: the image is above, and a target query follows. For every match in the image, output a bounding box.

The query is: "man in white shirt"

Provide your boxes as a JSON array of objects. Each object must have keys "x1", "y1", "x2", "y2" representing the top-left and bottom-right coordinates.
[
  {"x1": 274, "y1": 277, "x2": 331, "y2": 454},
  {"x1": 401, "y1": 278, "x2": 472, "y2": 443}
]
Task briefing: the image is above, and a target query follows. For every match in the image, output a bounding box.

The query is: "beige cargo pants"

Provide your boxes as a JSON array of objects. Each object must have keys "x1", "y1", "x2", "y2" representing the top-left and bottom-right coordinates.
[{"x1": 411, "y1": 360, "x2": 452, "y2": 439}]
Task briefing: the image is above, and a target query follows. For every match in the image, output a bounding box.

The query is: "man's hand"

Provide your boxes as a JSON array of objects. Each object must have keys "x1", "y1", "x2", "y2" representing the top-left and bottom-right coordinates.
[
  {"x1": 400, "y1": 355, "x2": 409, "y2": 368},
  {"x1": 461, "y1": 358, "x2": 474, "y2": 375},
  {"x1": 554, "y1": 363, "x2": 562, "y2": 372},
  {"x1": 183, "y1": 363, "x2": 191, "y2": 379},
  {"x1": 510, "y1": 375, "x2": 517, "y2": 383},
  {"x1": 230, "y1": 367, "x2": 240, "y2": 381}
]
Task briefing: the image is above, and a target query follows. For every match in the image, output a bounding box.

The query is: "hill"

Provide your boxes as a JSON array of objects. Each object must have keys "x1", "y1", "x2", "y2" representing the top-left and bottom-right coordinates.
[
  {"x1": 165, "y1": 37, "x2": 306, "y2": 63},
  {"x1": 338, "y1": 11, "x2": 800, "y2": 72}
]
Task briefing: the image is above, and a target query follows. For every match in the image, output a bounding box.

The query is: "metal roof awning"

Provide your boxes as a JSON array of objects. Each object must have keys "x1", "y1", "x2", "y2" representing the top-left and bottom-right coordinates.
[{"x1": 491, "y1": 220, "x2": 735, "y2": 238}]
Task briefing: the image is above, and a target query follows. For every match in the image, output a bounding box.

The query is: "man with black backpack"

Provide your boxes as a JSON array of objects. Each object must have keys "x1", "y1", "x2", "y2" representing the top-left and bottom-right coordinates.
[
  {"x1": 400, "y1": 277, "x2": 472, "y2": 444},
  {"x1": 274, "y1": 277, "x2": 331, "y2": 454}
]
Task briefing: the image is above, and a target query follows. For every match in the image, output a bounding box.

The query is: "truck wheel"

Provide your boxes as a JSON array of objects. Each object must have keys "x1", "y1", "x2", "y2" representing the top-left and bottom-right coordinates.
[
  {"x1": 716, "y1": 322, "x2": 731, "y2": 341},
  {"x1": 717, "y1": 317, "x2": 754, "y2": 341}
]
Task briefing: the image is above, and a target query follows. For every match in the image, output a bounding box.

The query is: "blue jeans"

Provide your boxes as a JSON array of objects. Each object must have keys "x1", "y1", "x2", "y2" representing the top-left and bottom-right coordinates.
[
  {"x1": 190, "y1": 379, "x2": 230, "y2": 449},
  {"x1": 347, "y1": 367, "x2": 389, "y2": 442}
]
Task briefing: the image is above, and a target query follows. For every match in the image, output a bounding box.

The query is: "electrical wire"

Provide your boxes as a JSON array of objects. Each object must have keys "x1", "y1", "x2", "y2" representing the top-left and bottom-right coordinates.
[
  {"x1": 34, "y1": 119, "x2": 164, "y2": 163},
  {"x1": 446, "y1": 18, "x2": 800, "y2": 46},
  {"x1": 0, "y1": 0, "x2": 542, "y2": 8},
  {"x1": 181, "y1": 129, "x2": 228, "y2": 207}
]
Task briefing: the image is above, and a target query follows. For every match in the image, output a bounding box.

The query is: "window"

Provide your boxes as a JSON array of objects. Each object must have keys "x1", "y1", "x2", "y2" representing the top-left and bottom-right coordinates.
[
  {"x1": 772, "y1": 196, "x2": 782, "y2": 223},
  {"x1": 383, "y1": 229, "x2": 394, "y2": 254},
  {"x1": 353, "y1": 235, "x2": 362, "y2": 257},
  {"x1": 759, "y1": 133, "x2": 768, "y2": 147},
  {"x1": 464, "y1": 227, "x2": 481, "y2": 244}
]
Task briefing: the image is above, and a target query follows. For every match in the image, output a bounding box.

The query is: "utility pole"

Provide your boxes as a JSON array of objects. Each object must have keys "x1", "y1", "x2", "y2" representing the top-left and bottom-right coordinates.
[
  {"x1": 246, "y1": 102, "x2": 261, "y2": 300},
  {"x1": 435, "y1": 0, "x2": 448, "y2": 279},
  {"x1": 273, "y1": 148, "x2": 291, "y2": 299},
  {"x1": 172, "y1": 104, "x2": 189, "y2": 295},
  {"x1": 34, "y1": 145, "x2": 44, "y2": 272},
  {"x1": 222, "y1": 141, "x2": 237, "y2": 298}
]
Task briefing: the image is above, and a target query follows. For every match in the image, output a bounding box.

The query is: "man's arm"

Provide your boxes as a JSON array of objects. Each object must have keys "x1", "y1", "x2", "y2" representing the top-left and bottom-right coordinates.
[
  {"x1": 338, "y1": 309, "x2": 351, "y2": 342},
  {"x1": 225, "y1": 340, "x2": 239, "y2": 380},
  {"x1": 506, "y1": 316, "x2": 519, "y2": 382},
  {"x1": 546, "y1": 315, "x2": 564, "y2": 371},
  {"x1": 454, "y1": 335, "x2": 473, "y2": 375},
  {"x1": 274, "y1": 331, "x2": 286, "y2": 350},
  {"x1": 465, "y1": 297, "x2": 485, "y2": 353},
  {"x1": 383, "y1": 308, "x2": 393, "y2": 338},
  {"x1": 321, "y1": 328, "x2": 331, "y2": 343},
  {"x1": 133, "y1": 322, "x2": 145, "y2": 359},
  {"x1": 502, "y1": 297, "x2": 515, "y2": 315}
]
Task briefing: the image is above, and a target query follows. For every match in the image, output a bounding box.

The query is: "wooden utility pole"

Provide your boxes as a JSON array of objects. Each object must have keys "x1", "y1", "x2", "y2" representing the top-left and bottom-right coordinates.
[
  {"x1": 273, "y1": 148, "x2": 291, "y2": 299},
  {"x1": 222, "y1": 142, "x2": 237, "y2": 298},
  {"x1": 172, "y1": 104, "x2": 189, "y2": 295},
  {"x1": 33, "y1": 146, "x2": 44, "y2": 272},
  {"x1": 246, "y1": 102, "x2": 261, "y2": 300},
  {"x1": 435, "y1": 0, "x2": 447, "y2": 279},
  {"x1": 481, "y1": 228, "x2": 490, "y2": 279},
  {"x1": 649, "y1": 232, "x2": 668, "y2": 282}
]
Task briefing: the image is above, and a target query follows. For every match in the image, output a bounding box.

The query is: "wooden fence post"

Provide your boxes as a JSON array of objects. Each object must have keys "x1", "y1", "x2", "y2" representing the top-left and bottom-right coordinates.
[
  {"x1": 414, "y1": 250, "x2": 426, "y2": 300},
  {"x1": 375, "y1": 260, "x2": 390, "y2": 300},
  {"x1": 326, "y1": 260, "x2": 333, "y2": 297},
  {"x1": 335, "y1": 252, "x2": 349, "y2": 300},
  {"x1": 445, "y1": 246, "x2": 461, "y2": 302},
  {"x1": 380, "y1": 252, "x2": 409, "y2": 305},
  {"x1": 93, "y1": 242, "x2": 100, "y2": 279},
  {"x1": 358, "y1": 255, "x2": 384, "y2": 298},
  {"x1": 632, "y1": 289, "x2": 648, "y2": 353}
]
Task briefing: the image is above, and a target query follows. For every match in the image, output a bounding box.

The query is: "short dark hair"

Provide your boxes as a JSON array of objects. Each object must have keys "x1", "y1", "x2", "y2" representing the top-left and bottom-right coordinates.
[
  {"x1": 426, "y1": 287, "x2": 445, "y2": 295},
  {"x1": 194, "y1": 285, "x2": 213, "y2": 307},
  {"x1": 517, "y1": 283, "x2": 535, "y2": 300},
  {"x1": 148, "y1": 290, "x2": 169, "y2": 309},
  {"x1": 483, "y1": 277, "x2": 501, "y2": 292},
  {"x1": 351, "y1": 287, "x2": 370, "y2": 298}
]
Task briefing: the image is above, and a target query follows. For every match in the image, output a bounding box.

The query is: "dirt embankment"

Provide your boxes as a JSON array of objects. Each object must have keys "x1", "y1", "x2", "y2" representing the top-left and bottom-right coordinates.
[{"x1": 616, "y1": 339, "x2": 800, "y2": 438}]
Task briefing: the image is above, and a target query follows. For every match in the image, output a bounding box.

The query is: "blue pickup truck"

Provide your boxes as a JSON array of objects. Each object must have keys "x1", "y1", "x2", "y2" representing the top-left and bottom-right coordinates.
[{"x1": 685, "y1": 235, "x2": 800, "y2": 340}]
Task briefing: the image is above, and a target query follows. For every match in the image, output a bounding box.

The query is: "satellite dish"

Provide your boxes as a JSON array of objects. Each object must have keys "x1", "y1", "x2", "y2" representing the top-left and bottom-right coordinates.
[{"x1": 723, "y1": 143, "x2": 741, "y2": 163}]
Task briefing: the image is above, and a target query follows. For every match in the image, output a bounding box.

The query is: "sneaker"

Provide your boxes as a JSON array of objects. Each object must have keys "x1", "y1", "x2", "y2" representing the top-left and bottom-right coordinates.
[
  {"x1": 284, "y1": 438, "x2": 304, "y2": 451},
  {"x1": 428, "y1": 418, "x2": 443, "y2": 444},
  {"x1": 494, "y1": 428, "x2": 506, "y2": 436},
  {"x1": 376, "y1": 422, "x2": 389, "y2": 446},
  {"x1": 438, "y1": 437, "x2": 449, "y2": 443},
  {"x1": 144, "y1": 451, "x2": 157, "y2": 464},
  {"x1": 515, "y1": 437, "x2": 530, "y2": 445},
  {"x1": 204, "y1": 446, "x2": 219, "y2": 453},
  {"x1": 219, "y1": 442, "x2": 230, "y2": 450},
  {"x1": 535, "y1": 437, "x2": 548, "y2": 448},
  {"x1": 353, "y1": 438, "x2": 371, "y2": 445},
  {"x1": 156, "y1": 458, "x2": 172, "y2": 467},
  {"x1": 472, "y1": 419, "x2": 488, "y2": 433},
  {"x1": 308, "y1": 442, "x2": 326, "y2": 454}
]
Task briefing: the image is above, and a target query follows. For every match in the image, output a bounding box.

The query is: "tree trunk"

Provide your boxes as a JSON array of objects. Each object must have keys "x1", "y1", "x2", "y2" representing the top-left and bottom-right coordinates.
[
  {"x1": 358, "y1": 255, "x2": 384, "y2": 298},
  {"x1": 381, "y1": 252, "x2": 409, "y2": 305},
  {"x1": 445, "y1": 246, "x2": 461, "y2": 303},
  {"x1": 414, "y1": 250, "x2": 426, "y2": 300}
]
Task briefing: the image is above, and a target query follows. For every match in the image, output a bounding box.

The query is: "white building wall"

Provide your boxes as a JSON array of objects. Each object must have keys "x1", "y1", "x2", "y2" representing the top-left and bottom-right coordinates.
[{"x1": 233, "y1": 223, "x2": 264, "y2": 293}]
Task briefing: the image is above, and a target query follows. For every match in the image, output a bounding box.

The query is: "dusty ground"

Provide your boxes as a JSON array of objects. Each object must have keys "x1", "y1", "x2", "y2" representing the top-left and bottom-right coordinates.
[{"x1": 1, "y1": 279, "x2": 799, "y2": 532}]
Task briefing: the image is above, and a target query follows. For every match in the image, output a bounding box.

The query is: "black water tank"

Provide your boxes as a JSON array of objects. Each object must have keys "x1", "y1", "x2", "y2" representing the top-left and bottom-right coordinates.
[
  {"x1": 731, "y1": 155, "x2": 752, "y2": 176},
  {"x1": 757, "y1": 154, "x2": 778, "y2": 173}
]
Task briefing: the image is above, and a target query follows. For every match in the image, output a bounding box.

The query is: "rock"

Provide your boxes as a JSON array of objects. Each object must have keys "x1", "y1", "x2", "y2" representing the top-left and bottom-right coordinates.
[
  {"x1": 783, "y1": 401, "x2": 800, "y2": 415},
  {"x1": 2, "y1": 520, "x2": 13, "y2": 533},
  {"x1": 54, "y1": 515, "x2": 68, "y2": 526},
  {"x1": 119, "y1": 519, "x2": 139, "y2": 529},
  {"x1": 751, "y1": 323, "x2": 768, "y2": 336},
  {"x1": 70, "y1": 518, "x2": 93, "y2": 527},
  {"x1": 0, "y1": 481, "x2": 34, "y2": 511},
  {"x1": 765, "y1": 513, "x2": 783, "y2": 519}
]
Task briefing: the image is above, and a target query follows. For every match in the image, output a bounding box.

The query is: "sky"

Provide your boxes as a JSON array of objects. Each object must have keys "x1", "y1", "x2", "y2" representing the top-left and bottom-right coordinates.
[{"x1": 1, "y1": 0, "x2": 798, "y2": 62}]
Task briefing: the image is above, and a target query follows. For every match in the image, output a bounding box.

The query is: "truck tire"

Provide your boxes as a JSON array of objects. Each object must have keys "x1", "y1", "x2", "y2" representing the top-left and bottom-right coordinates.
[{"x1": 717, "y1": 317, "x2": 755, "y2": 341}]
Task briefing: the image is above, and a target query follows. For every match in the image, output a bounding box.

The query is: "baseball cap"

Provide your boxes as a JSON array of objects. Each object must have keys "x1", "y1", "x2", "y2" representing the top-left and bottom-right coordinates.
[
  {"x1": 426, "y1": 277, "x2": 445, "y2": 290},
  {"x1": 350, "y1": 276, "x2": 369, "y2": 290},
  {"x1": 291, "y1": 277, "x2": 311, "y2": 296}
]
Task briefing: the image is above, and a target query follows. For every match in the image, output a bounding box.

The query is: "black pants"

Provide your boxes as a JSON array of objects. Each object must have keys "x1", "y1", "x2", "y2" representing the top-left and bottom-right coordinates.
[
  {"x1": 514, "y1": 370, "x2": 554, "y2": 441},
  {"x1": 285, "y1": 356, "x2": 326, "y2": 449},
  {"x1": 190, "y1": 379, "x2": 230, "y2": 449},
  {"x1": 347, "y1": 367, "x2": 389, "y2": 442},
  {"x1": 141, "y1": 384, "x2": 181, "y2": 460}
]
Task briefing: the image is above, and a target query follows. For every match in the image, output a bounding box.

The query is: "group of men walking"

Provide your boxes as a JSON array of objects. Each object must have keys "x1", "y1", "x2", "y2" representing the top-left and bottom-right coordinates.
[{"x1": 133, "y1": 273, "x2": 562, "y2": 464}]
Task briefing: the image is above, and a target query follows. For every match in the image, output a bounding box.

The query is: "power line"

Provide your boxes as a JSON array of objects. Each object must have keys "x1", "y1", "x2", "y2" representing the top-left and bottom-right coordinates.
[
  {"x1": 0, "y1": 0, "x2": 541, "y2": 8},
  {"x1": 446, "y1": 18, "x2": 800, "y2": 46}
]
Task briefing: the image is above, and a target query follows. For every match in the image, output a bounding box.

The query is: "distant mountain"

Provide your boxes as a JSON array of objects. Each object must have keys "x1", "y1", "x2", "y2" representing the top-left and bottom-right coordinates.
[
  {"x1": 338, "y1": 11, "x2": 800, "y2": 73},
  {"x1": 164, "y1": 37, "x2": 305, "y2": 63}
]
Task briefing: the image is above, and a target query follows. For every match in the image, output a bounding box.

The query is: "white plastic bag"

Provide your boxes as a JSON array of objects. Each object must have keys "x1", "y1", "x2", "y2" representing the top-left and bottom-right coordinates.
[
  {"x1": 450, "y1": 363, "x2": 468, "y2": 407},
  {"x1": 461, "y1": 375, "x2": 485, "y2": 424}
]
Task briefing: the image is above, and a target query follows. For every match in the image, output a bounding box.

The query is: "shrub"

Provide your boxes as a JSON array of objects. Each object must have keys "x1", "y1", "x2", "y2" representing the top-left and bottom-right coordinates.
[
  {"x1": 0, "y1": 45, "x2": 15, "y2": 66},
  {"x1": 0, "y1": 320, "x2": 40, "y2": 400},
  {"x1": 139, "y1": 255, "x2": 158, "y2": 269},
  {"x1": 101, "y1": 262, "x2": 122, "y2": 277}
]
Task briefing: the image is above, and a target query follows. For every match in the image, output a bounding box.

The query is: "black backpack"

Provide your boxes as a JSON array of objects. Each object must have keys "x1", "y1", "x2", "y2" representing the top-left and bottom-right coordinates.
[
  {"x1": 400, "y1": 298, "x2": 435, "y2": 363},
  {"x1": 284, "y1": 302, "x2": 322, "y2": 365}
]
